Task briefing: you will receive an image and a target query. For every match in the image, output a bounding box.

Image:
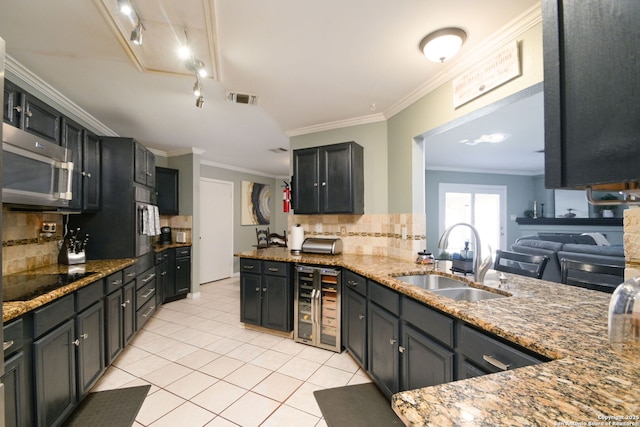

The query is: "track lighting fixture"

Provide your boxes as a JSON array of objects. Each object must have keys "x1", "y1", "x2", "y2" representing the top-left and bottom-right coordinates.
[
  {"x1": 181, "y1": 29, "x2": 208, "y2": 108},
  {"x1": 193, "y1": 80, "x2": 201, "y2": 97},
  {"x1": 195, "y1": 95, "x2": 204, "y2": 108},
  {"x1": 130, "y1": 19, "x2": 144, "y2": 45}
]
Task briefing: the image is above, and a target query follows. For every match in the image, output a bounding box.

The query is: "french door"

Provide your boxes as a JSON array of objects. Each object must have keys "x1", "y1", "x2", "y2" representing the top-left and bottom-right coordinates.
[{"x1": 438, "y1": 183, "x2": 506, "y2": 258}]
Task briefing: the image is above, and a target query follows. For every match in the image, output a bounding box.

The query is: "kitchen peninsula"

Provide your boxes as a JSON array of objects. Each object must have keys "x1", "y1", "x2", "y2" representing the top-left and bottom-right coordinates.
[{"x1": 236, "y1": 247, "x2": 639, "y2": 426}]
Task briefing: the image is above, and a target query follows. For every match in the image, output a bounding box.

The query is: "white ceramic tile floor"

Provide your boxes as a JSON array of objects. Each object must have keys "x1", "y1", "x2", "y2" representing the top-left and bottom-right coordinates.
[{"x1": 92, "y1": 277, "x2": 372, "y2": 426}]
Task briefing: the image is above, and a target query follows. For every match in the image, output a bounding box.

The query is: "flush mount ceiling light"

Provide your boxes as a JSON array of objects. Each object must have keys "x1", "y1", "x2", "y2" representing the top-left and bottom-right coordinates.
[{"x1": 419, "y1": 27, "x2": 467, "y2": 63}]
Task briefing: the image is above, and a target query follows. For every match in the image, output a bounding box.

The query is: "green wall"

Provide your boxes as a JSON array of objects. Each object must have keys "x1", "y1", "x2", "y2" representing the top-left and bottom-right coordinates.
[{"x1": 289, "y1": 121, "x2": 389, "y2": 214}]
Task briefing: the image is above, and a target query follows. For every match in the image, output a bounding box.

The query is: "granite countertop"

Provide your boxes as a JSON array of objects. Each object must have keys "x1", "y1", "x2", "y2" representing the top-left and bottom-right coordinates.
[
  {"x1": 3, "y1": 258, "x2": 136, "y2": 323},
  {"x1": 236, "y1": 247, "x2": 640, "y2": 426},
  {"x1": 154, "y1": 242, "x2": 191, "y2": 252}
]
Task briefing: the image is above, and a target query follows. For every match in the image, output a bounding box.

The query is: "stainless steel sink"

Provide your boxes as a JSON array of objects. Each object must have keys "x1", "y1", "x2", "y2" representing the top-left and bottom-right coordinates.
[
  {"x1": 430, "y1": 287, "x2": 507, "y2": 302},
  {"x1": 394, "y1": 274, "x2": 469, "y2": 290}
]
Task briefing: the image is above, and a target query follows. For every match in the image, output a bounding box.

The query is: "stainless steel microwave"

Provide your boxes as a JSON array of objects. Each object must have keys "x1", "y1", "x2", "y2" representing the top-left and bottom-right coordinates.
[{"x1": 2, "y1": 123, "x2": 74, "y2": 208}]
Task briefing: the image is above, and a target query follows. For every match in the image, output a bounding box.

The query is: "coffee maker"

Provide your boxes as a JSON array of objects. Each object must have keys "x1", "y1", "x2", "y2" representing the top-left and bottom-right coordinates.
[{"x1": 159, "y1": 226, "x2": 172, "y2": 244}]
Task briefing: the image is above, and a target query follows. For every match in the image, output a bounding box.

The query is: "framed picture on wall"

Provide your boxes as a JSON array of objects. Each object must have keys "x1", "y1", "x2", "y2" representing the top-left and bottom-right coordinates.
[{"x1": 241, "y1": 181, "x2": 271, "y2": 225}]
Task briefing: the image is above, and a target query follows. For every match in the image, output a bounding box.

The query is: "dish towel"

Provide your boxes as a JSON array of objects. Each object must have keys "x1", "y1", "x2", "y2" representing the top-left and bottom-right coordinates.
[
  {"x1": 151, "y1": 205, "x2": 161, "y2": 236},
  {"x1": 141, "y1": 206, "x2": 151, "y2": 236}
]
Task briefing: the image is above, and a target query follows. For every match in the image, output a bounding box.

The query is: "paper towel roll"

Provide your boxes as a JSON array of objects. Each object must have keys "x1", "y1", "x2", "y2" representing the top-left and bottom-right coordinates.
[{"x1": 290, "y1": 224, "x2": 304, "y2": 252}]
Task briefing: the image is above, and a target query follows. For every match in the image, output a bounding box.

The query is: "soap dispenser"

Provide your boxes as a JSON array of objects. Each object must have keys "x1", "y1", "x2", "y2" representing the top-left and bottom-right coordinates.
[{"x1": 608, "y1": 276, "x2": 640, "y2": 358}]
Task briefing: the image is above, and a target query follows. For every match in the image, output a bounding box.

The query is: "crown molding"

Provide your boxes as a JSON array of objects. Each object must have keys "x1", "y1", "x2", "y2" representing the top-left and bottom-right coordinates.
[
  {"x1": 285, "y1": 113, "x2": 386, "y2": 137},
  {"x1": 5, "y1": 54, "x2": 118, "y2": 136},
  {"x1": 426, "y1": 165, "x2": 544, "y2": 176}
]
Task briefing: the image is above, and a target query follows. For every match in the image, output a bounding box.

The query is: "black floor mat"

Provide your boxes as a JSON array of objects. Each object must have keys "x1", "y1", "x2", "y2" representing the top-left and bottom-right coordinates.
[
  {"x1": 313, "y1": 383, "x2": 403, "y2": 427},
  {"x1": 62, "y1": 385, "x2": 150, "y2": 427}
]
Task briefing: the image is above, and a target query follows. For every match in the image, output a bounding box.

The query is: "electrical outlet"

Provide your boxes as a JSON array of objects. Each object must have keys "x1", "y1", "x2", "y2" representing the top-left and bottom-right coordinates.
[
  {"x1": 401, "y1": 225, "x2": 407, "y2": 240},
  {"x1": 315, "y1": 223, "x2": 323, "y2": 233},
  {"x1": 340, "y1": 226, "x2": 347, "y2": 236}
]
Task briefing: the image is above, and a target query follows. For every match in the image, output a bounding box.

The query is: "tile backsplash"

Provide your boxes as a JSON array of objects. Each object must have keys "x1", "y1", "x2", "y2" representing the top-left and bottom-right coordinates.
[
  {"x1": 288, "y1": 213, "x2": 426, "y2": 262},
  {"x1": 2, "y1": 207, "x2": 193, "y2": 276}
]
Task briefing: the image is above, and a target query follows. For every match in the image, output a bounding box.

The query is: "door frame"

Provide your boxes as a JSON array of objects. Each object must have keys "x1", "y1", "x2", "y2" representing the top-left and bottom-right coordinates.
[{"x1": 199, "y1": 178, "x2": 234, "y2": 283}]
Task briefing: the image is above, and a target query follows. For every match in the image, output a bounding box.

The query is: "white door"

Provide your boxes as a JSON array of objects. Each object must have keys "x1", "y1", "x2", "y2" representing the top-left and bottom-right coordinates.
[
  {"x1": 438, "y1": 183, "x2": 507, "y2": 256},
  {"x1": 200, "y1": 178, "x2": 234, "y2": 283}
]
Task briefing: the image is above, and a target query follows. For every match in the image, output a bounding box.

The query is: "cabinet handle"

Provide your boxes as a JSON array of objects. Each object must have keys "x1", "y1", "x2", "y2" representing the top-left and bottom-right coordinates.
[
  {"x1": 255, "y1": 287, "x2": 260, "y2": 292},
  {"x1": 262, "y1": 287, "x2": 267, "y2": 292},
  {"x1": 244, "y1": 265, "x2": 254, "y2": 270},
  {"x1": 13, "y1": 105, "x2": 22, "y2": 113},
  {"x1": 72, "y1": 339, "x2": 80, "y2": 346},
  {"x1": 126, "y1": 272, "x2": 136, "y2": 278},
  {"x1": 3, "y1": 340, "x2": 14, "y2": 351},
  {"x1": 141, "y1": 273, "x2": 156, "y2": 283},
  {"x1": 162, "y1": 271, "x2": 167, "y2": 276},
  {"x1": 81, "y1": 171, "x2": 92, "y2": 178},
  {"x1": 111, "y1": 279, "x2": 123, "y2": 286},
  {"x1": 142, "y1": 305, "x2": 155, "y2": 318},
  {"x1": 25, "y1": 108, "x2": 33, "y2": 117},
  {"x1": 177, "y1": 266, "x2": 181, "y2": 270},
  {"x1": 482, "y1": 355, "x2": 511, "y2": 371},
  {"x1": 180, "y1": 250, "x2": 189, "y2": 255},
  {"x1": 142, "y1": 289, "x2": 155, "y2": 298},
  {"x1": 313, "y1": 182, "x2": 318, "y2": 187},
  {"x1": 348, "y1": 280, "x2": 358, "y2": 286},
  {"x1": 358, "y1": 314, "x2": 365, "y2": 320},
  {"x1": 398, "y1": 346, "x2": 405, "y2": 353},
  {"x1": 389, "y1": 339, "x2": 397, "y2": 345},
  {"x1": 81, "y1": 333, "x2": 89, "y2": 340},
  {"x1": 268, "y1": 267, "x2": 279, "y2": 272},
  {"x1": 321, "y1": 182, "x2": 326, "y2": 186}
]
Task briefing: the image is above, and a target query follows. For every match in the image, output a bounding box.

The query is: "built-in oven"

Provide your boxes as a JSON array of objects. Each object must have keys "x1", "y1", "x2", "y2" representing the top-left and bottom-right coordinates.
[
  {"x1": 135, "y1": 186, "x2": 155, "y2": 257},
  {"x1": 2, "y1": 123, "x2": 73, "y2": 208}
]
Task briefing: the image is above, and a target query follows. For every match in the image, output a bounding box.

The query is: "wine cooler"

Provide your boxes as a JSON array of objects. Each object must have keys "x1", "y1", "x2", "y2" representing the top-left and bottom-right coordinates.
[{"x1": 294, "y1": 265, "x2": 341, "y2": 352}]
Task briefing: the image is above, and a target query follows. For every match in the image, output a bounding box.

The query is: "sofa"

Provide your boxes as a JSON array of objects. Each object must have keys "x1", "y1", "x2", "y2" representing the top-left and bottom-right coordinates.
[{"x1": 510, "y1": 233, "x2": 625, "y2": 284}]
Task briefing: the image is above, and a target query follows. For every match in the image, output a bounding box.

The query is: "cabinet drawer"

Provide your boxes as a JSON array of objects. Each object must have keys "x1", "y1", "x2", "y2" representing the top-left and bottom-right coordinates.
[
  {"x1": 33, "y1": 294, "x2": 74, "y2": 338},
  {"x1": 175, "y1": 246, "x2": 191, "y2": 258},
  {"x1": 403, "y1": 297, "x2": 454, "y2": 348},
  {"x1": 458, "y1": 324, "x2": 548, "y2": 373},
  {"x1": 123, "y1": 265, "x2": 137, "y2": 284},
  {"x1": 136, "y1": 298, "x2": 156, "y2": 330},
  {"x1": 155, "y1": 251, "x2": 165, "y2": 265},
  {"x1": 136, "y1": 280, "x2": 156, "y2": 310},
  {"x1": 368, "y1": 280, "x2": 399, "y2": 315},
  {"x1": 344, "y1": 270, "x2": 367, "y2": 296},
  {"x1": 240, "y1": 258, "x2": 261, "y2": 274},
  {"x1": 263, "y1": 261, "x2": 289, "y2": 277},
  {"x1": 3, "y1": 318, "x2": 24, "y2": 358},
  {"x1": 76, "y1": 280, "x2": 104, "y2": 312},
  {"x1": 137, "y1": 267, "x2": 156, "y2": 290},
  {"x1": 104, "y1": 270, "x2": 124, "y2": 294}
]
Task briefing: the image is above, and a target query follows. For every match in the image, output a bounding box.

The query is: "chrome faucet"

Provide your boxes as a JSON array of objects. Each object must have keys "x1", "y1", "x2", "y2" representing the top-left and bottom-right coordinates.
[{"x1": 437, "y1": 222, "x2": 492, "y2": 283}]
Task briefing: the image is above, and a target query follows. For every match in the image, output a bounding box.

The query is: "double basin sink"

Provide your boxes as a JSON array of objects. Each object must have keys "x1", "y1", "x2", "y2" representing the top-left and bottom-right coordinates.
[{"x1": 393, "y1": 273, "x2": 507, "y2": 302}]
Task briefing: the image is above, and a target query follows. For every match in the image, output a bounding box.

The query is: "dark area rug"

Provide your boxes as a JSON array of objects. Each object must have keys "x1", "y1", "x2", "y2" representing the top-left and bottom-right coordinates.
[
  {"x1": 313, "y1": 382, "x2": 403, "y2": 427},
  {"x1": 62, "y1": 385, "x2": 150, "y2": 427}
]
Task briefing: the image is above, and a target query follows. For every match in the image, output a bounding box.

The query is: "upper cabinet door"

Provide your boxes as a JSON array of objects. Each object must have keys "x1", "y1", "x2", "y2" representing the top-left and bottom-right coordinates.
[
  {"x1": 156, "y1": 167, "x2": 179, "y2": 215},
  {"x1": 292, "y1": 148, "x2": 320, "y2": 214},
  {"x1": 22, "y1": 92, "x2": 61, "y2": 144},
  {"x1": 543, "y1": 0, "x2": 640, "y2": 189},
  {"x1": 82, "y1": 131, "x2": 101, "y2": 211},
  {"x1": 61, "y1": 117, "x2": 85, "y2": 210},
  {"x1": 3, "y1": 80, "x2": 21, "y2": 127}
]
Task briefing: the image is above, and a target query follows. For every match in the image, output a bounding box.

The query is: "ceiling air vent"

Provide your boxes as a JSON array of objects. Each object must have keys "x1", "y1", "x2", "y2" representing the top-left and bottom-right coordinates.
[
  {"x1": 268, "y1": 147, "x2": 288, "y2": 154},
  {"x1": 226, "y1": 91, "x2": 259, "y2": 105}
]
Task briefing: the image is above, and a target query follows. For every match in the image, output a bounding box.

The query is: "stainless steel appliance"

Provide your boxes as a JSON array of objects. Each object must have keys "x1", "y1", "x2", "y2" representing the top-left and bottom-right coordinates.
[
  {"x1": 2, "y1": 122, "x2": 73, "y2": 208},
  {"x1": 159, "y1": 226, "x2": 172, "y2": 244},
  {"x1": 294, "y1": 265, "x2": 341, "y2": 352},
  {"x1": 301, "y1": 237, "x2": 343, "y2": 255}
]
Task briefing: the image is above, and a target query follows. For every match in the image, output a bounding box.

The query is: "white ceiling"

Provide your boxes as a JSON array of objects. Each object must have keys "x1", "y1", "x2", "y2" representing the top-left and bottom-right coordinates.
[{"x1": 0, "y1": 0, "x2": 541, "y2": 177}]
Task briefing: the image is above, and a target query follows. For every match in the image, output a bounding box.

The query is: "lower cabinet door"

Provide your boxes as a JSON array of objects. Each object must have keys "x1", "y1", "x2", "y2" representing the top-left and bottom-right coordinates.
[
  {"x1": 2, "y1": 351, "x2": 27, "y2": 427},
  {"x1": 261, "y1": 275, "x2": 289, "y2": 331},
  {"x1": 105, "y1": 290, "x2": 124, "y2": 365},
  {"x1": 367, "y1": 302, "x2": 399, "y2": 399},
  {"x1": 240, "y1": 273, "x2": 261, "y2": 325},
  {"x1": 344, "y1": 288, "x2": 367, "y2": 368},
  {"x1": 76, "y1": 301, "x2": 105, "y2": 397},
  {"x1": 175, "y1": 256, "x2": 190, "y2": 296},
  {"x1": 401, "y1": 323, "x2": 454, "y2": 391},
  {"x1": 34, "y1": 319, "x2": 77, "y2": 427},
  {"x1": 123, "y1": 282, "x2": 136, "y2": 346}
]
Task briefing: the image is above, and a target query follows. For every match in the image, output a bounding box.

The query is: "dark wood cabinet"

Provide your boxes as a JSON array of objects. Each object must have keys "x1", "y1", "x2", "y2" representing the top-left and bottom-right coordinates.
[
  {"x1": 135, "y1": 141, "x2": 155, "y2": 187},
  {"x1": 34, "y1": 318, "x2": 76, "y2": 427},
  {"x1": 240, "y1": 259, "x2": 292, "y2": 332},
  {"x1": 75, "y1": 301, "x2": 105, "y2": 398},
  {"x1": 543, "y1": 0, "x2": 640, "y2": 188},
  {"x1": 342, "y1": 270, "x2": 367, "y2": 368},
  {"x1": 162, "y1": 247, "x2": 190, "y2": 303},
  {"x1": 123, "y1": 280, "x2": 136, "y2": 347},
  {"x1": 2, "y1": 318, "x2": 32, "y2": 427},
  {"x1": 61, "y1": 117, "x2": 101, "y2": 211},
  {"x1": 2, "y1": 80, "x2": 61, "y2": 144},
  {"x1": 400, "y1": 323, "x2": 454, "y2": 391},
  {"x1": 136, "y1": 266, "x2": 157, "y2": 331},
  {"x1": 292, "y1": 141, "x2": 364, "y2": 214},
  {"x1": 367, "y1": 299, "x2": 400, "y2": 398},
  {"x1": 156, "y1": 167, "x2": 179, "y2": 215},
  {"x1": 175, "y1": 247, "x2": 191, "y2": 298}
]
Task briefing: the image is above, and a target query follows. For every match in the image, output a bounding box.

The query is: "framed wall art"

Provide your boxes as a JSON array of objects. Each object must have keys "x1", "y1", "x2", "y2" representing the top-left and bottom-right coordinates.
[{"x1": 241, "y1": 181, "x2": 271, "y2": 225}]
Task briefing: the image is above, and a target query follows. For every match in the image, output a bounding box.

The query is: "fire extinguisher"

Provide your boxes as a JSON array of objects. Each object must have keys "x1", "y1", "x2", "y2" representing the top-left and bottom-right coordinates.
[{"x1": 282, "y1": 181, "x2": 291, "y2": 213}]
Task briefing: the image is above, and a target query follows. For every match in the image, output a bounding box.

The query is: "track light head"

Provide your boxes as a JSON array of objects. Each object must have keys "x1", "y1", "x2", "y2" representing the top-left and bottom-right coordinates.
[
  {"x1": 118, "y1": 0, "x2": 133, "y2": 16},
  {"x1": 193, "y1": 81, "x2": 201, "y2": 97},
  {"x1": 195, "y1": 95, "x2": 204, "y2": 108},
  {"x1": 130, "y1": 20, "x2": 144, "y2": 45}
]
